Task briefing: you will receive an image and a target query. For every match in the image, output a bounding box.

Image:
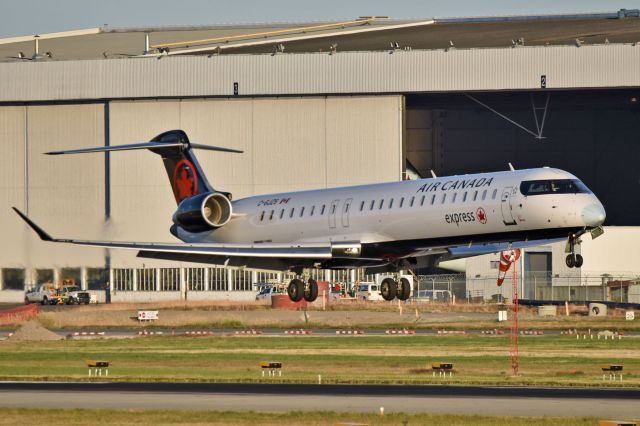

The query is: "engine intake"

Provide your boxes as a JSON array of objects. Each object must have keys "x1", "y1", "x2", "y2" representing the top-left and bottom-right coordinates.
[{"x1": 173, "y1": 192, "x2": 232, "y2": 232}]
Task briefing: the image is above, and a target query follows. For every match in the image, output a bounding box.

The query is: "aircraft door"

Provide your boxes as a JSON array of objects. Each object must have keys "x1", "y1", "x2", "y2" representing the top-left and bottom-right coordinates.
[
  {"x1": 329, "y1": 199, "x2": 340, "y2": 229},
  {"x1": 501, "y1": 187, "x2": 517, "y2": 226},
  {"x1": 342, "y1": 198, "x2": 353, "y2": 228}
]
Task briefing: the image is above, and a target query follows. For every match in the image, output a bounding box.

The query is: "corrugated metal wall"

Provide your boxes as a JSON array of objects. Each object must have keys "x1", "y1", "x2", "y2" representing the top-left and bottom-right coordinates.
[
  {"x1": 0, "y1": 45, "x2": 639, "y2": 102},
  {"x1": 0, "y1": 107, "x2": 27, "y2": 267},
  {"x1": 2, "y1": 104, "x2": 105, "y2": 270},
  {"x1": 1, "y1": 95, "x2": 402, "y2": 271},
  {"x1": 108, "y1": 96, "x2": 402, "y2": 267}
]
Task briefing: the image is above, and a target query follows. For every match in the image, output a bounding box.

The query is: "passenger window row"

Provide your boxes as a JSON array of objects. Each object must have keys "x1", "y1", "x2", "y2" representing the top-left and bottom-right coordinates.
[
  {"x1": 261, "y1": 204, "x2": 327, "y2": 222},
  {"x1": 258, "y1": 189, "x2": 499, "y2": 222},
  {"x1": 358, "y1": 189, "x2": 498, "y2": 211}
]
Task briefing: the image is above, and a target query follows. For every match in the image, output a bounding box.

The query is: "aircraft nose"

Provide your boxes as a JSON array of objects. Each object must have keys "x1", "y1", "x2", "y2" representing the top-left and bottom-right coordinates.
[{"x1": 581, "y1": 203, "x2": 606, "y2": 227}]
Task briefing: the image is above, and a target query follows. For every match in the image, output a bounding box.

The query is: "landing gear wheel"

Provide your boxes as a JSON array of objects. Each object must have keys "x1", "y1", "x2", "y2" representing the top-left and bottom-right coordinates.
[
  {"x1": 397, "y1": 278, "x2": 412, "y2": 301},
  {"x1": 565, "y1": 254, "x2": 575, "y2": 268},
  {"x1": 565, "y1": 233, "x2": 585, "y2": 269},
  {"x1": 574, "y1": 254, "x2": 584, "y2": 268},
  {"x1": 303, "y1": 278, "x2": 318, "y2": 302},
  {"x1": 380, "y1": 278, "x2": 397, "y2": 301},
  {"x1": 287, "y1": 279, "x2": 305, "y2": 302}
]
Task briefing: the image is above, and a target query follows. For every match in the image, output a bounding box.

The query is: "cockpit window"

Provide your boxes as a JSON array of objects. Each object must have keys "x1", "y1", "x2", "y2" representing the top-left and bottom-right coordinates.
[{"x1": 520, "y1": 179, "x2": 591, "y2": 196}]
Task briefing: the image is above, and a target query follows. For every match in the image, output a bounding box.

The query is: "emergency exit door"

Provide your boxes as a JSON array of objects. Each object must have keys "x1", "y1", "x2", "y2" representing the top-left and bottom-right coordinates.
[
  {"x1": 342, "y1": 198, "x2": 353, "y2": 227},
  {"x1": 501, "y1": 187, "x2": 517, "y2": 225},
  {"x1": 329, "y1": 199, "x2": 340, "y2": 229}
]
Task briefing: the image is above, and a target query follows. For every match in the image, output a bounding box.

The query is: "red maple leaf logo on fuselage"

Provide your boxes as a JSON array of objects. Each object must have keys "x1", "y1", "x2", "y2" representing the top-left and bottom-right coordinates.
[{"x1": 477, "y1": 207, "x2": 487, "y2": 224}]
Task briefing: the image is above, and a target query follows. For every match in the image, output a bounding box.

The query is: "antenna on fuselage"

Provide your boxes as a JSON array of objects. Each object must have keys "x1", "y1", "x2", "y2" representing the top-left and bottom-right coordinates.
[
  {"x1": 508, "y1": 163, "x2": 515, "y2": 171},
  {"x1": 430, "y1": 170, "x2": 437, "y2": 178}
]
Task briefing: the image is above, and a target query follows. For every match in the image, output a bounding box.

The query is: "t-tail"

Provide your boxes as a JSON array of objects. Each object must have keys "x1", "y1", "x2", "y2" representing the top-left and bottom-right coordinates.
[{"x1": 45, "y1": 129, "x2": 242, "y2": 205}]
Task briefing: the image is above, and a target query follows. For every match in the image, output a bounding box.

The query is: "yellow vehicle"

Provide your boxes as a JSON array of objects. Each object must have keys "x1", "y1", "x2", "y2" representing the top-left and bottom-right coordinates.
[{"x1": 24, "y1": 281, "x2": 70, "y2": 305}]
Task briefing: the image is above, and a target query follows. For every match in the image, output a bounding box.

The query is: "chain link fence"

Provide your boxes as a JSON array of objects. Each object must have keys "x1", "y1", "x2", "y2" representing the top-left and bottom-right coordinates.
[{"x1": 417, "y1": 272, "x2": 640, "y2": 303}]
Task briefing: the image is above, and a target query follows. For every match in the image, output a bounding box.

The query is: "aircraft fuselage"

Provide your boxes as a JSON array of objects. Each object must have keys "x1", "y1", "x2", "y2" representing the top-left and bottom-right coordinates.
[{"x1": 177, "y1": 167, "x2": 605, "y2": 257}]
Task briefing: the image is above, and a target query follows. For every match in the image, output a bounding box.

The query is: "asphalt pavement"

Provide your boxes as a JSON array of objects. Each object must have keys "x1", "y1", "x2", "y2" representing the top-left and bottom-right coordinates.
[{"x1": 0, "y1": 382, "x2": 638, "y2": 417}]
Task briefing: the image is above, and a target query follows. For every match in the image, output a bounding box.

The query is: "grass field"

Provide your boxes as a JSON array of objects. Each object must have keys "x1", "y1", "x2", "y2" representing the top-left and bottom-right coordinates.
[
  {"x1": 0, "y1": 334, "x2": 637, "y2": 387},
  {"x1": 26, "y1": 301, "x2": 640, "y2": 331},
  {"x1": 0, "y1": 408, "x2": 606, "y2": 426}
]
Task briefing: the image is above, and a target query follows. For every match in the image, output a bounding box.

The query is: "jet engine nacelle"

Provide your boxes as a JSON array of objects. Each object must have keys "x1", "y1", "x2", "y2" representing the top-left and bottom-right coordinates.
[{"x1": 173, "y1": 192, "x2": 232, "y2": 232}]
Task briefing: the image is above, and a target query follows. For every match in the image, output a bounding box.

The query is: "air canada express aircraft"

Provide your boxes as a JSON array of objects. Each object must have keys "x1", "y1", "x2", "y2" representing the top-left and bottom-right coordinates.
[{"x1": 14, "y1": 130, "x2": 606, "y2": 304}]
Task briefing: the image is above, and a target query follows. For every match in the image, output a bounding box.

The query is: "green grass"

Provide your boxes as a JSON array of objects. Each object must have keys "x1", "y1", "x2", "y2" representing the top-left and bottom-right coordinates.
[
  {"x1": 0, "y1": 408, "x2": 606, "y2": 426},
  {"x1": 27, "y1": 301, "x2": 640, "y2": 331},
  {"x1": 0, "y1": 335, "x2": 638, "y2": 387}
]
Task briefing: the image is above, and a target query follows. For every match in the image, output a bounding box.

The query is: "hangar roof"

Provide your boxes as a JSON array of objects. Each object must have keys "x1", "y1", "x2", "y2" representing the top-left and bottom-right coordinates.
[
  {"x1": 1, "y1": 43, "x2": 639, "y2": 102},
  {"x1": 1, "y1": 9, "x2": 639, "y2": 61}
]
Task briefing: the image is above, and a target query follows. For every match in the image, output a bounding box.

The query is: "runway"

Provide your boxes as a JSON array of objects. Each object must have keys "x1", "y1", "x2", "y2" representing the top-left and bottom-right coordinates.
[
  {"x1": 0, "y1": 382, "x2": 638, "y2": 417},
  {"x1": 2, "y1": 327, "x2": 639, "y2": 338}
]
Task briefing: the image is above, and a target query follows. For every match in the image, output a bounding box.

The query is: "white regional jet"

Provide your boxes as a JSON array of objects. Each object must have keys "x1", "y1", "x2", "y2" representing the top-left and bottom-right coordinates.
[{"x1": 14, "y1": 130, "x2": 606, "y2": 303}]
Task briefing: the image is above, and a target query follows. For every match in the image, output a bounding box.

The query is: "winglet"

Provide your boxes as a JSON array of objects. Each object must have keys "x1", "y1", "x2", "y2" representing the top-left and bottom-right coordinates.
[{"x1": 12, "y1": 207, "x2": 54, "y2": 241}]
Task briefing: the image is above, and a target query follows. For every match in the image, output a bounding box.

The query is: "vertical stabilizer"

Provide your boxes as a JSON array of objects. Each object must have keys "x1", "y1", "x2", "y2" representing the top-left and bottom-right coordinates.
[{"x1": 149, "y1": 130, "x2": 215, "y2": 204}]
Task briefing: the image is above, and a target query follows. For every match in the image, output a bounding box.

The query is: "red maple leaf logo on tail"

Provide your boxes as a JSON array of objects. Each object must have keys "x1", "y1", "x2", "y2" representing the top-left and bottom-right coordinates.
[{"x1": 172, "y1": 160, "x2": 198, "y2": 203}]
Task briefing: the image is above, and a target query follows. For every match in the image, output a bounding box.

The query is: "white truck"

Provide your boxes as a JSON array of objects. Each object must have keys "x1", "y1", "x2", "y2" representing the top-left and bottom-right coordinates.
[
  {"x1": 24, "y1": 283, "x2": 67, "y2": 305},
  {"x1": 61, "y1": 285, "x2": 91, "y2": 305},
  {"x1": 256, "y1": 283, "x2": 286, "y2": 303}
]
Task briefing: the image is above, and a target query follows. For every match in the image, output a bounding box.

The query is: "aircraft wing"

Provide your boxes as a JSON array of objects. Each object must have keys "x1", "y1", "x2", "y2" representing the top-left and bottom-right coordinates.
[
  {"x1": 447, "y1": 237, "x2": 567, "y2": 257},
  {"x1": 13, "y1": 208, "x2": 339, "y2": 260}
]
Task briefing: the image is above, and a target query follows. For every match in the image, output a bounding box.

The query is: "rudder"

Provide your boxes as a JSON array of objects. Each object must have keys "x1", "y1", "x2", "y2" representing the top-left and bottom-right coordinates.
[{"x1": 149, "y1": 130, "x2": 214, "y2": 204}]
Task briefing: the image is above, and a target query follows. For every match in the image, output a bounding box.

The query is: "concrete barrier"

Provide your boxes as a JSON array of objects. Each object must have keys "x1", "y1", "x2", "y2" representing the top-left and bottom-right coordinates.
[
  {"x1": 234, "y1": 329, "x2": 262, "y2": 335},
  {"x1": 271, "y1": 294, "x2": 308, "y2": 310},
  {"x1": 336, "y1": 330, "x2": 365, "y2": 335},
  {"x1": 283, "y1": 329, "x2": 312, "y2": 335},
  {"x1": 68, "y1": 331, "x2": 105, "y2": 337},
  {"x1": 589, "y1": 303, "x2": 608, "y2": 317},
  {"x1": 385, "y1": 329, "x2": 415, "y2": 335},
  {"x1": 538, "y1": 305, "x2": 557, "y2": 317}
]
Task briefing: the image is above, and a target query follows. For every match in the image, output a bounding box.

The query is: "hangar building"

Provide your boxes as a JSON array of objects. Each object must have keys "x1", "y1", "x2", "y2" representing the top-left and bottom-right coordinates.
[{"x1": 1, "y1": 10, "x2": 640, "y2": 302}]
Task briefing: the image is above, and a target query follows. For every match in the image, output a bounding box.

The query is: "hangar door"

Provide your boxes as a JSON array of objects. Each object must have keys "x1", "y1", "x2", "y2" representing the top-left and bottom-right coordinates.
[
  {"x1": 1, "y1": 104, "x2": 105, "y2": 269},
  {"x1": 405, "y1": 90, "x2": 640, "y2": 226},
  {"x1": 106, "y1": 95, "x2": 403, "y2": 265}
]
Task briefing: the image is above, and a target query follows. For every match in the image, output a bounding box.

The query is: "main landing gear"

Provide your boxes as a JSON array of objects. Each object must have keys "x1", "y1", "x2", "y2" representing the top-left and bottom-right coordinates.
[
  {"x1": 565, "y1": 233, "x2": 584, "y2": 268},
  {"x1": 380, "y1": 276, "x2": 411, "y2": 302},
  {"x1": 287, "y1": 278, "x2": 318, "y2": 303}
]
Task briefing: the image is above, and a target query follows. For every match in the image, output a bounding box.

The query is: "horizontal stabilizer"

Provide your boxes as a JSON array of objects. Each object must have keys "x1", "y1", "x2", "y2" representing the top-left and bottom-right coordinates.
[{"x1": 45, "y1": 141, "x2": 243, "y2": 156}]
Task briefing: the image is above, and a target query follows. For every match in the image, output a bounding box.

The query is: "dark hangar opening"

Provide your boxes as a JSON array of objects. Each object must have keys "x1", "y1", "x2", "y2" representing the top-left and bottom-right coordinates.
[{"x1": 404, "y1": 89, "x2": 640, "y2": 226}]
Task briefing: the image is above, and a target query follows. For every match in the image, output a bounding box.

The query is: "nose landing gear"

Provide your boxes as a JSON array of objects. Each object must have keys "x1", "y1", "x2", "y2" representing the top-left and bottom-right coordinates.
[
  {"x1": 565, "y1": 234, "x2": 584, "y2": 268},
  {"x1": 565, "y1": 254, "x2": 583, "y2": 268}
]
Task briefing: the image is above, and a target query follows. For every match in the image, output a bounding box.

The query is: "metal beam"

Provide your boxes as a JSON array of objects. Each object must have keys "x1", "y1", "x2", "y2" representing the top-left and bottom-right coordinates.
[{"x1": 465, "y1": 93, "x2": 550, "y2": 140}]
